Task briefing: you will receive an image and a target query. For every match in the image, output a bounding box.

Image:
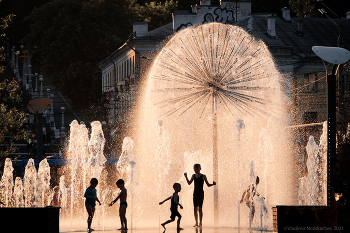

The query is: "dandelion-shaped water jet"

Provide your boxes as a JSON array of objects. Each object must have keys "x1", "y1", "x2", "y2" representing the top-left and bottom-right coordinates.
[{"x1": 149, "y1": 22, "x2": 282, "y2": 224}]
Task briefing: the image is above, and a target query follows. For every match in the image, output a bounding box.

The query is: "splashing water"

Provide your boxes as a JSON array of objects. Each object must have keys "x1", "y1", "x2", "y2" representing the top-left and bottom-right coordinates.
[
  {"x1": 0, "y1": 22, "x2": 329, "y2": 230},
  {"x1": 0, "y1": 158, "x2": 14, "y2": 206},
  {"x1": 35, "y1": 159, "x2": 51, "y2": 207},
  {"x1": 133, "y1": 22, "x2": 296, "y2": 228},
  {"x1": 14, "y1": 177, "x2": 24, "y2": 207},
  {"x1": 24, "y1": 158, "x2": 37, "y2": 207},
  {"x1": 298, "y1": 122, "x2": 327, "y2": 205}
]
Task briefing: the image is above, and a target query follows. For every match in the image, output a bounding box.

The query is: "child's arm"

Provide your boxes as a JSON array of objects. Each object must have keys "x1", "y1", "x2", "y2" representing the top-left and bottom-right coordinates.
[
  {"x1": 109, "y1": 195, "x2": 120, "y2": 206},
  {"x1": 109, "y1": 188, "x2": 127, "y2": 206},
  {"x1": 203, "y1": 174, "x2": 216, "y2": 187},
  {"x1": 96, "y1": 196, "x2": 101, "y2": 205},
  {"x1": 159, "y1": 196, "x2": 171, "y2": 205},
  {"x1": 239, "y1": 190, "x2": 246, "y2": 203},
  {"x1": 184, "y1": 173, "x2": 194, "y2": 185},
  {"x1": 109, "y1": 190, "x2": 124, "y2": 207}
]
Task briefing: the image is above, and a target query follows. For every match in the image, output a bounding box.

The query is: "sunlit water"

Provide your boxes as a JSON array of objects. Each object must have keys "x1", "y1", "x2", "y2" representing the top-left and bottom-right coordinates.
[
  {"x1": 132, "y1": 22, "x2": 295, "y2": 229},
  {"x1": 0, "y1": 23, "x2": 328, "y2": 231},
  {"x1": 298, "y1": 122, "x2": 327, "y2": 205}
]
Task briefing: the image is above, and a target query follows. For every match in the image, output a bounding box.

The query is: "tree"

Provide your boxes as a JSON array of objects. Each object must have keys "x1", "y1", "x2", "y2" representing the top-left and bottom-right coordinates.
[
  {"x1": 132, "y1": 0, "x2": 178, "y2": 31},
  {"x1": 0, "y1": 1, "x2": 27, "y2": 162},
  {"x1": 0, "y1": 79, "x2": 28, "y2": 160},
  {"x1": 289, "y1": 0, "x2": 347, "y2": 18},
  {"x1": 22, "y1": 0, "x2": 132, "y2": 113},
  {"x1": 288, "y1": 0, "x2": 319, "y2": 17}
]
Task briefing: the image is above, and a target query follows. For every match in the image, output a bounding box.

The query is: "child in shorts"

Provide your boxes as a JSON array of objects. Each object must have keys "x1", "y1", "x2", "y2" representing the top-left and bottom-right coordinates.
[
  {"x1": 184, "y1": 163, "x2": 216, "y2": 227},
  {"x1": 159, "y1": 183, "x2": 183, "y2": 230},
  {"x1": 109, "y1": 179, "x2": 128, "y2": 230},
  {"x1": 84, "y1": 178, "x2": 101, "y2": 232}
]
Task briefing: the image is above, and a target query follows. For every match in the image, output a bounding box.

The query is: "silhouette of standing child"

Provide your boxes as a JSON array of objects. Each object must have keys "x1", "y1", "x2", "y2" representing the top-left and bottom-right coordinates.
[
  {"x1": 184, "y1": 163, "x2": 216, "y2": 227},
  {"x1": 84, "y1": 178, "x2": 101, "y2": 232},
  {"x1": 109, "y1": 179, "x2": 128, "y2": 231}
]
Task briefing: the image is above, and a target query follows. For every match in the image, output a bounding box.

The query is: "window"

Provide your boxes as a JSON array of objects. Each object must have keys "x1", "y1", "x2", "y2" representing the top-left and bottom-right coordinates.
[
  {"x1": 132, "y1": 56, "x2": 135, "y2": 73},
  {"x1": 303, "y1": 112, "x2": 318, "y2": 124},
  {"x1": 102, "y1": 75, "x2": 105, "y2": 92},
  {"x1": 117, "y1": 66, "x2": 119, "y2": 83},
  {"x1": 129, "y1": 58, "x2": 132, "y2": 75},
  {"x1": 119, "y1": 64, "x2": 122, "y2": 82},
  {"x1": 121, "y1": 63, "x2": 124, "y2": 80},
  {"x1": 304, "y1": 73, "x2": 316, "y2": 92},
  {"x1": 124, "y1": 61, "x2": 126, "y2": 79}
]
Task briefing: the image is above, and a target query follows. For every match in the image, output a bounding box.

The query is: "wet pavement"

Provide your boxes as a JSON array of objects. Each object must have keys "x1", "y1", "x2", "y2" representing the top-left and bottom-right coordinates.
[{"x1": 59, "y1": 226, "x2": 273, "y2": 233}]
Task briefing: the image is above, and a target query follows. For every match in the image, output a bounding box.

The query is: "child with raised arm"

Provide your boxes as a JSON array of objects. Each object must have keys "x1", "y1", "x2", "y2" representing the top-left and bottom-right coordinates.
[
  {"x1": 109, "y1": 179, "x2": 128, "y2": 230},
  {"x1": 240, "y1": 176, "x2": 263, "y2": 222},
  {"x1": 159, "y1": 183, "x2": 183, "y2": 230},
  {"x1": 84, "y1": 178, "x2": 101, "y2": 232},
  {"x1": 184, "y1": 163, "x2": 216, "y2": 227}
]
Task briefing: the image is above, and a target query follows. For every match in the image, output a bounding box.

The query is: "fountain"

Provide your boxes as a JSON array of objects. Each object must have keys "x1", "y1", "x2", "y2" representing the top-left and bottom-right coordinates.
[
  {"x1": 0, "y1": 22, "x2": 328, "y2": 231},
  {"x1": 132, "y1": 22, "x2": 296, "y2": 229},
  {"x1": 298, "y1": 122, "x2": 327, "y2": 206}
]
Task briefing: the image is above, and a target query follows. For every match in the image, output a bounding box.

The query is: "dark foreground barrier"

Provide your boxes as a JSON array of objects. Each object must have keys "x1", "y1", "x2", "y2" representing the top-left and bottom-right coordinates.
[
  {"x1": 272, "y1": 206, "x2": 341, "y2": 232},
  {"x1": 0, "y1": 206, "x2": 60, "y2": 233}
]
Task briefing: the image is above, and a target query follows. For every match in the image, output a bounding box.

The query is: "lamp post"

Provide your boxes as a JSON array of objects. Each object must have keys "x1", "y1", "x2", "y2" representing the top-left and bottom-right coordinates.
[
  {"x1": 27, "y1": 98, "x2": 52, "y2": 164},
  {"x1": 35, "y1": 73, "x2": 39, "y2": 92},
  {"x1": 19, "y1": 45, "x2": 36, "y2": 89},
  {"x1": 61, "y1": 107, "x2": 65, "y2": 145},
  {"x1": 312, "y1": 46, "x2": 350, "y2": 205},
  {"x1": 39, "y1": 76, "x2": 44, "y2": 97},
  {"x1": 50, "y1": 93, "x2": 54, "y2": 123}
]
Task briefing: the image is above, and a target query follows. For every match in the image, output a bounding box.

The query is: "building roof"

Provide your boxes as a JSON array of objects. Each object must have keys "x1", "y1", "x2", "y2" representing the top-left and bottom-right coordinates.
[{"x1": 235, "y1": 15, "x2": 350, "y2": 57}]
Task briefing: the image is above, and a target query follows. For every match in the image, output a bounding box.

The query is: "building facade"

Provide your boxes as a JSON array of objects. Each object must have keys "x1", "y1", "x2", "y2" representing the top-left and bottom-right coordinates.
[{"x1": 98, "y1": 0, "x2": 350, "y2": 166}]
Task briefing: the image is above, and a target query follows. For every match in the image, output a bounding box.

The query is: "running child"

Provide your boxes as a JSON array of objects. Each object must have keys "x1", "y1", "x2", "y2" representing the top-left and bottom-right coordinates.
[{"x1": 159, "y1": 183, "x2": 183, "y2": 230}]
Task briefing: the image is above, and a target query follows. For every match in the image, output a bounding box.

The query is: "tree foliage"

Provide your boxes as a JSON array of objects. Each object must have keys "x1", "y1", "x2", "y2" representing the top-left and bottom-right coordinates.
[
  {"x1": 22, "y1": 0, "x2": 132, "y2": 111},
  {"x1": 1, "y1": 2, "x2": 27, "y2": 161},
  {"x1": 132, "y1": 0, "x2": 178, "y2": 31},
  {"x1": 0, "y1": 79, "x2": 28, "y2": 160},
  {"x1": 289, "y1": 0, "x2": 319, "y2": 17}
]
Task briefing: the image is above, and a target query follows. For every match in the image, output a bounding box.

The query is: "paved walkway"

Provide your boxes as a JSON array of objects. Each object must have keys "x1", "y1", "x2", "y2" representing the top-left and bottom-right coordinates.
[{"x1": 59, "y1": 226, "x2": 273, "y2": 233}]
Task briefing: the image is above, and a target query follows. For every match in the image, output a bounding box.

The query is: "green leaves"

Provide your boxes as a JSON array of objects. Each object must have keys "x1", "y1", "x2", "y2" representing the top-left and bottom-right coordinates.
[
  {"x1": 0, "y1": 79, "x2": 28, "y2": 159},
  {"x1": 23, "y1": 0, "x2": 131, "y2": 110}
]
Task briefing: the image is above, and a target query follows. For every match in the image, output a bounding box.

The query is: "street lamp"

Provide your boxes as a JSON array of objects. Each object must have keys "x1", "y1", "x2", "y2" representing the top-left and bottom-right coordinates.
[
  {"x1": 61, "y1": 107, "x2": 66, "y2": 145},
  {"x1": 27, "y1": 98, "x2": 52, "y2": 164},
  {"x1": 39, "y1": 75, "x2": 44, "y2": 97},
  {"x1": 35, "y1": 73, "x2": 39, "y2": 92},
  {"x1": 312, "y1": 46, "x2": 350, "y2": 205}
]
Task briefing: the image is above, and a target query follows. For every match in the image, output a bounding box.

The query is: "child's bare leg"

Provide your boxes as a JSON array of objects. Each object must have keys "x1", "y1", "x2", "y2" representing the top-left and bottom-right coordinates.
[
  {"x1": 251, "y1": 203, "x2": 255, "y2": 222},
  {"x1": 119, "y1": 206, "x2": 127, "y2": 230},
  {"x1": 193, "y1": 207, "x2": 198, "y2": 226},
  {"x1": 161, "y1": 219, "x2": 174, "y2": 229},
  {"x1": 177, "y1": 216, "x2": 183, "y2": 230},
  {"x1": 85, "y1": 204, "x2": 95, "y2": 230},
  {"x1": 198, "y1": 207, "x2": 203, "y2": 226}
]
